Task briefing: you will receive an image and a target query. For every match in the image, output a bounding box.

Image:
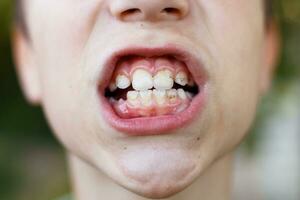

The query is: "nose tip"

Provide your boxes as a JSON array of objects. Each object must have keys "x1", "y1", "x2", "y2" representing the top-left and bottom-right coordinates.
[{"x1": 110, "y1": 0, "x2": 189, "y2": 22}]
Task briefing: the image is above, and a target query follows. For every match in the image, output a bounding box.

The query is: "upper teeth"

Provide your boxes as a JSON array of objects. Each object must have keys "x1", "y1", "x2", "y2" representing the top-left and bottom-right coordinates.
[
  {"x1": 132, "y1": 69, "x2": 153, "y2": 91},
  {"x1": 175, "y1": 71, "x2": 188, "y2": 86},
  {"x1": 153, "y1": 69, "x2": 174, "y2": 90},
  {"x1": 116, "y1": 74, "x2": 131, "y2": 89},
  {"x1": 109, "y1": 82, "x2": 117, "y2": 92},
  {"x1": 112, "y1": 68, "x2": 194, "y2": 97}
]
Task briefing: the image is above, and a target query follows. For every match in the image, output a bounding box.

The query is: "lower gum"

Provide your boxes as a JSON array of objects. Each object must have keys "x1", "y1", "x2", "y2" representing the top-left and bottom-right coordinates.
[{"x1": 111, "y1": 99, "x2": 190, "y2": 118}]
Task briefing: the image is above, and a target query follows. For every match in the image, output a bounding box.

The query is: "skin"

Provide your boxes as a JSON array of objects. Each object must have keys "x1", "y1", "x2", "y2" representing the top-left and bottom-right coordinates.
[{"x1": 13, "y1": 0, "x2": 279, "y2": 199}]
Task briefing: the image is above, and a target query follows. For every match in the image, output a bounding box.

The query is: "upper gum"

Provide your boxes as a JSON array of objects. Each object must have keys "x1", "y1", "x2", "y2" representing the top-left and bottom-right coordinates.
[{"x1": 114, "y1": 56, "x2": 188, "y2": 78}]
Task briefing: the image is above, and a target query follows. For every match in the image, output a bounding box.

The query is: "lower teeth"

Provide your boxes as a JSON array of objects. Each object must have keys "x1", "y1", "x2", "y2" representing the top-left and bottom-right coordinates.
[{"x1": 107, "y1": 88, "x2": 196, "y2": 118}]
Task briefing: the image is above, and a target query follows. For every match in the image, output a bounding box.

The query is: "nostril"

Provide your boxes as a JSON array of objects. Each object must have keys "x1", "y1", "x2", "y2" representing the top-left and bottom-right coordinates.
[
  {"x1": 161, "y1": 7, "x2": 182, "y2": 18},
  {"x1": 120, "y1": 8, "x2": 142, "y2": 20}
]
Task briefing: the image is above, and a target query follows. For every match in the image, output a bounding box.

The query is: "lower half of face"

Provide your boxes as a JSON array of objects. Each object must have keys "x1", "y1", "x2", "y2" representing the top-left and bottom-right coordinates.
[{"x1": 26, "y1": 0, "x2": 265, "y2": 198}]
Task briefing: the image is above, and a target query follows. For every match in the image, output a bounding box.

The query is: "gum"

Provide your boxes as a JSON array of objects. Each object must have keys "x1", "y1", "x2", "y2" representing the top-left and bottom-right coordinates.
[
  {"x1": 112, "y1": 56, "x2": 190, "y2": 80},
  {"x1": 111, "y1": 97, "x2": 191, "y2": 118}
]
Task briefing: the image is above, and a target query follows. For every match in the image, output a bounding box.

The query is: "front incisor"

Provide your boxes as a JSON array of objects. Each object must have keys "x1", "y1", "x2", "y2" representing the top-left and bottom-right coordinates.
[
  {"x1": 153, "y1": 69, "x2": 174, "y2": 90},
  {"x1": 132, "y1": 69, "x2": 153, "y2": 91}
]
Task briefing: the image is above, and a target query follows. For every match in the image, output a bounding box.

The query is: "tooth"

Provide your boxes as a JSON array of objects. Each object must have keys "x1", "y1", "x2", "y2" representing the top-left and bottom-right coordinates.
[
  {"x1": 139, "y1": 90, "x2": 152, "y2": 107},
  {"x1": 132, "y1": 69, "x2": 153, "y2": 91},
  {"x1": 127, "y1": 91, "x2": 139, "y2": 106},
  {"x1": 109, "y1": 82, "x2": 117, "y2": 92},
  {"x1": 127, "y1": 91, "x2": 138, "y2": 100},
  {"x1": 116, "y1": 74, "x2": 131, "y2": 89},
  {"x1": 177, "y1": 89, "x2": 187, "y2": 100},
  {"x1": 153, "y1": 89, "x2": 167, "y2": 105},
  {"x1": 167, "y1": 89, "x2": 177, "y2": 103},
  {"x1": 153, "y1": 69, "x2": 174, "y2": 90},
  {"x1": 175, "y1": 72, "x2": 188, "y2": 86}
]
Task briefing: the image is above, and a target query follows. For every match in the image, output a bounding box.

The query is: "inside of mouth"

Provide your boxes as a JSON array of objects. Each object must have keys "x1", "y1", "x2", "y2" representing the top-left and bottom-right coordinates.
[{"x1": 104, "y1": 55, "x2": 199, "y2": 119}]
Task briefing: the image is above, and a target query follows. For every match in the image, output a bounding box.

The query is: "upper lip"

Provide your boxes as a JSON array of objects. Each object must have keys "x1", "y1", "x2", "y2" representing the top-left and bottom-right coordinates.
[{"x1": 97, "y1": 44, "x2": 208, "y2": 136}]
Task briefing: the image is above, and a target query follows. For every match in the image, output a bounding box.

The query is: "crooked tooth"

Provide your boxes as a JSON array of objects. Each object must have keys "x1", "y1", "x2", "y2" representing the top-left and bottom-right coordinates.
[
  {"x1": 109, "y1": 82, "x2": 117, "y2": 92},
  {"x1": 139, "y1": 90, "x2": 152, "y2": 107},
  {"x1": 175, "y1": 71, "x2": 188, "y2": 86},
  {"x1": 153, "y1": 69, "x2": 174, "y2": 90},
  {"x1": 132, "y1": 69, "x2": 153, "y2": 91},
  {"x1": 116, "y1": 74, "x2": 131, "y2": 89},
  {"x1": 177, "y1": 89, "x2": 187, "y2": 100},
  {"x1": 167, "y1": 89, "x2": 177, "y2": 103},
  {"x1": 153, "y1": 89, "x2": 167, "y2": 105}
]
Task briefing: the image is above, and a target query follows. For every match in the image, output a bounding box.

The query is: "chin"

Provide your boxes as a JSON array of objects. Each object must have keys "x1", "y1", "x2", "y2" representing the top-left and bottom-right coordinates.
[{"x1": 110, "y1": 145, "x2": 202, "y2": 199}]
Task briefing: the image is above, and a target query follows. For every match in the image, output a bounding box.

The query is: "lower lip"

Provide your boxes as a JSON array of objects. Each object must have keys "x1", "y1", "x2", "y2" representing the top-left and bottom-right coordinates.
[{"x1": 97, "y1": 45, "x2": 207, "y2": 136}]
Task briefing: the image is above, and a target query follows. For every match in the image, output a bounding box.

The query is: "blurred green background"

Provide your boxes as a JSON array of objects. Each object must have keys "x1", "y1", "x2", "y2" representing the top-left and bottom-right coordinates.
[{"x1": 0, "y1": 1, "x2": 299, "y2": 200}]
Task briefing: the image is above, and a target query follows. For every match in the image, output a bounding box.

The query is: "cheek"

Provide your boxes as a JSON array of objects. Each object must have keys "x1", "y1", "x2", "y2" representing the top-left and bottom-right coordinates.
[
  {"x1": 26, "y1": 0, "x2": 109, "y2": 146},
  {"x1": 202, "y1": 1, "x2": 265, "y2": 152},
  {"x1": 28, "y1": 0, "x2": 104, "y2": 66}
]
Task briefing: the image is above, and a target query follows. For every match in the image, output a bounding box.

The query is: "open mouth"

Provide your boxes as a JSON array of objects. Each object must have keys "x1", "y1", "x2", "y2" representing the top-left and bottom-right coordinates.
[
  {"x1": 105, "y1": 55, "x2": 199, "y2": 118},
  {"x1": 98, "y1": 46, "x2": 207, "y2": 136}
]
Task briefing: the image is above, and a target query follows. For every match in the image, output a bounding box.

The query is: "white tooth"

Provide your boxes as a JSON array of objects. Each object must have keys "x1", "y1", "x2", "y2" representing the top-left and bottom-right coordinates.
[
  {"x1": 127, "y1": 91, "x2": 138, "y2": 100},
  {"x1": 109, "y1": 82, "x2": 117, "y2": 92},
  {"x1": 139, "y1": 90, "x2": 152, "y2": 107},
  {"x1": 175, "y1": 72, "x2": 188, "y2": 86},
  {"x1": 153, "y1": 89, "x2": 167, "y2": 105},
  {"x1": 167, "y1": 89, "x2": 177, "y2": 102},
  {"x1": 127, "y1": 91, "x2": 139, "y2": 106},
  {"x1": 132, "y1": 69, "x2": 153, "y2": 91},
  {"x1": 153, "y1": 69, "x2": 174, "y2": 90},
  {"x1": 116, "y1": 74, "x2": 131, "y2": 89},
  {"x1": 177, "y1": 89, "x2": 187, "y2": 100}
]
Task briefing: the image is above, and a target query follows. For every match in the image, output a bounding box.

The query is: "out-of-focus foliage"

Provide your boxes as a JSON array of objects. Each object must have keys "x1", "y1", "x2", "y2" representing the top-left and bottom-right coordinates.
[
  {"x1": 245, "y1": 0, "x2": 300, "y2": 153},
  {"x1": 0, "y1": 2, "x2": 69, "y2": 200},
  {"x1": 0, "y1": 0, "x2": 299, "y2": 200}
]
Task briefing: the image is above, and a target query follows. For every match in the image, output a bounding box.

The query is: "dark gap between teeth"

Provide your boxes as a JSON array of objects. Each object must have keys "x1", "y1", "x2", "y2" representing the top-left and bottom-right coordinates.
[{"x1": 105, "y1": 84, "x2": 199, "y2": 101}]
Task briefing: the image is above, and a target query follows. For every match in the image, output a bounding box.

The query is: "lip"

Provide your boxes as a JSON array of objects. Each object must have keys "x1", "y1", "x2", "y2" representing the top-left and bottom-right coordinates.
[{"x1": 98, "y1": 44, "x2": 208, "y2": 136}]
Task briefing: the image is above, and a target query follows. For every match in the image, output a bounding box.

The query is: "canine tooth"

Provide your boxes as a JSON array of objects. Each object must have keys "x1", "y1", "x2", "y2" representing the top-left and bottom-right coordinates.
[
  {"x1": 109, "y1": 82, "x2": 117, "y2": 92},
  {"x1": 139, "y1": 90, "x2": 152, "y2": 106},
  {"x1": 167, "y1": 89, "x2": 177, "y2": 102},
  {"x1": 175, "y1": 72, "x2": 188, "y2": 86},
  {"x1": 177, "y1": 89, "x2": 187, "y2": 100},
  {"x1": 153, "y1": 69, "x2": 174, "y2": 90},
  {"x1": 132, "y1": 69, "x2": 153, "y2": 91},
  {"x1": 153, "y1": 89, "x2": 167, "y2": 105},
  {"x1": 116, "y1": 75, "x2": 131, "y2": 89}
]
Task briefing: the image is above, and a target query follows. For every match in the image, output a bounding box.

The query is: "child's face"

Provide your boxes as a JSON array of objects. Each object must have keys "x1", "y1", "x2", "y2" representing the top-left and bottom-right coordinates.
[{"x1": 16, "y1": 0, "x2": 277, "y2": 198}]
